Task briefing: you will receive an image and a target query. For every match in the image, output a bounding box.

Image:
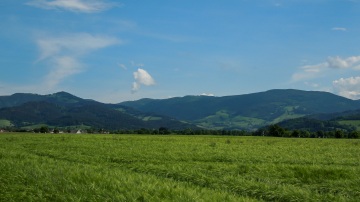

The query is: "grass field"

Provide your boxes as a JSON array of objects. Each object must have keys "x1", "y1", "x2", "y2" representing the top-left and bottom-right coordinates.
[{"x1": 1, "y1": 133, "x2": 360, "y2": 201}]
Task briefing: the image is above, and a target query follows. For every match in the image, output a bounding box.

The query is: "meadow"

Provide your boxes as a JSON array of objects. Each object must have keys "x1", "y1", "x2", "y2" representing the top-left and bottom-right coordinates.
[{"x1": 0, "y1": 133, "x2": 359, "y2": 201}]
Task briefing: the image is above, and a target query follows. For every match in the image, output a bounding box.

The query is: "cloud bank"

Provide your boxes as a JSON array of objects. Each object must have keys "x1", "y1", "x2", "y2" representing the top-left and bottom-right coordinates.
[
  {"x1": 333, "y1": 76, "x2": 360, "y2": 99},
  {"x1": 292, "y1": 55, "x2": 360, "y2": 82},
  {"x1": 327, "y1": 56, "x2": 360, "y2": 69},
  {"x1": 292, "y1": 55, "x2": 360, "y2": 99},
  {"x1": 27, "y1": 0, "x2": 117, "y2": 13},
  {"x1": 201, "y1": 93, "x2": 215, "y2": 96},
  {"x1": 132, "y1": 68, "x2": 155, "y2": 93}
]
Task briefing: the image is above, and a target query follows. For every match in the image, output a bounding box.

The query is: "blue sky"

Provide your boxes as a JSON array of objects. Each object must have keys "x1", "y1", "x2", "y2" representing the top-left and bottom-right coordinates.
[{"x1": 1, "y1": 0, "x2": 360, "y2": 102}]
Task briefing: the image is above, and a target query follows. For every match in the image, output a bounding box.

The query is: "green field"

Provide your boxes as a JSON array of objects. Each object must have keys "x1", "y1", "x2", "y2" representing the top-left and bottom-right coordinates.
[
  {"x1": 196, "y1": 110, "x2": 266, "y2": 130},
  {"x1": 0, "y1": 119, "x2": 12, "y2": 127},
  {"x1": 1, "y1": 133, "x2": 360, "y2": 201}
]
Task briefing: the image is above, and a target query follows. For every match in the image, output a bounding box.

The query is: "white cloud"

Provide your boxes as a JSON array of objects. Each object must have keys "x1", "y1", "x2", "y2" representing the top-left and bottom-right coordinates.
[
  {"x1": 302, "y1": 63, "x2": 327, "y2": 72},
  {"x1": 332, "y1": 27, "x2": 347, "y2": 32},
  {"x1": 35, "y1": 33, "x2": 119, "y2": 90},
  {"x1": 131, "y1": 82, "x2": 140, "y2": 93},
  {"x1": 37, "y1": 33, "x2": 119, "y2": 61},
  {"x1": 131, "y1": 68, "x2": 155, "y2": 93},
  {"x1": 201, "y1": 93, "x2": 215, "y2": 96},
  {"x1": 133, "y1": 68, "x2": 155, "y2": 86},
  {"x1": 333, "y1": 76, "x2": 360, "y2": 99},
  {"x1": 327, "y1": 56, "x2": 360, "y2": 69},
  {"x1": 27, "y1": 0, "x2": 117, "y2": 13},
  {"x1": 292, "y1": 55, "x2": 360, "y2": 82},
  {"x1": 291, "y1": 63, "x2": 327, "y2": 82},
  {"x1": 43, "y1": 56, "x2": 83, "y2": 89}
]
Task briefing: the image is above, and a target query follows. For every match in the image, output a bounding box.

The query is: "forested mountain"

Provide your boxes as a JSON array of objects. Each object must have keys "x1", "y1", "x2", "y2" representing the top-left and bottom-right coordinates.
[
  {"x1": 0, "y1": 92, "x2": 197, "y2": 130},
  {"x1": 276, "y1": 117, "x2": 355, "y2": 132},
  {"x1": 2, "y1": 89, "x2": 360, "y2": 131},
  {"x1": 0, "y1": 91, "x2": 94, "y2": 108},
  {"x1": 277, "y1": 109, "x2": 360, "y2": 132},
  {"x1": 121, "y1": 89, "x2": 360, "y2": 130}
]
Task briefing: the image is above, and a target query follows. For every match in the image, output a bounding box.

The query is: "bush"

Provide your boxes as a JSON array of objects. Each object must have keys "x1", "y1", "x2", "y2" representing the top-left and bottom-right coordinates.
[
  {"x1": 348, "y1": 131, "x2": 360, "y2": 139},
  {"x1": 335, "y1": 130, "x2": 344, "y2": 138}
]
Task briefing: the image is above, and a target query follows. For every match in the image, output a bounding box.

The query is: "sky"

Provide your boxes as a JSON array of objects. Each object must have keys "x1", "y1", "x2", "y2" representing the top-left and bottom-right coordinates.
[{"x1": 1, "y1": 0, "x2": 360, "y2": 103}]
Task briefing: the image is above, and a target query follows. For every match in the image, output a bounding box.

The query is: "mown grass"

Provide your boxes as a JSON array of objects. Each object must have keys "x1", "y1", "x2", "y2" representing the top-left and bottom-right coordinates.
[{"x1": 1, "y1": 133, "x2": 359, "y2": 201}]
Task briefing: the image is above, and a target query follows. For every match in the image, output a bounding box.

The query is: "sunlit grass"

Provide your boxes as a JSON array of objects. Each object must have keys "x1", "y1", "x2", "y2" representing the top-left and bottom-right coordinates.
[{"x1": 1, "y1": 133, "x2": 359, "y2": 201}]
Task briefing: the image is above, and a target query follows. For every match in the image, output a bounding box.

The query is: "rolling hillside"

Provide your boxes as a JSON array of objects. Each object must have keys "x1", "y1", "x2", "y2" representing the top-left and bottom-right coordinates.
[
  {"x1": 2, "y1": 89, "x2": 360, "y2": 131},
  {"x1": 0, "y1": 92, "x2": 197, "y2": 130},
  {"x1": 0, "y1": 91, "x2": 97, "y2": 108},
  {"x1": 121, "y1": 89, "x2": 360, "y2": 130},
  {"x1": 277, "y1": 109, "x2": 360, "y2": 132}
]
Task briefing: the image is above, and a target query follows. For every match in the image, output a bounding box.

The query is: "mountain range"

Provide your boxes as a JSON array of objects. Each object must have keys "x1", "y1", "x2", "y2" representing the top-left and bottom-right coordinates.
[
  {"x1": 121, "y1": 89, "x2": 360, "y2": 130},
  {"x1": 1, "y1": 89, "x2": 360, "y2": 131},
  {"x1": 0, "y1": 92, "x2": 197, "y2": 130}
]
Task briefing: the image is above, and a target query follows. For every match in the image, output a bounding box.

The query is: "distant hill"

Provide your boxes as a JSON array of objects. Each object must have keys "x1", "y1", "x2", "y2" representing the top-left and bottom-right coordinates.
[
  {"x1": 121, "y1": 89, "x2": 360, "y2": 130},
  {"x1": 0, "y1": 93, "x2": 44, "y2": 109},
  {"x1": 277, "y1": 109, "x2": 360, "y2": 132},
  {"x1": 0, "y1": 92, "x2": 197, "y2": 130},
  {"x1": 276, "y1": 117, "x2": 355, "y2": 132},
  {"x1": 2, "y1": 89, "x2": 360, "y2": 131},
  {"x1": 0, "y1": 91, "x2": 93, "y2": 109}
]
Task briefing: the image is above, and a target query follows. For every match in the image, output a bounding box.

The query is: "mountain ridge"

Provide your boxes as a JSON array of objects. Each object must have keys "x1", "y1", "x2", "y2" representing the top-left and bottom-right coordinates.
[
  {"x1": 0, "y1": 92, "x2": 197, "y2": 130},
  {"x1": 2, "y1": 89, "x2": 360, "y2": 131},
  {"x1": 121, "y1": 89, "x2": 360, "y2": 130}
]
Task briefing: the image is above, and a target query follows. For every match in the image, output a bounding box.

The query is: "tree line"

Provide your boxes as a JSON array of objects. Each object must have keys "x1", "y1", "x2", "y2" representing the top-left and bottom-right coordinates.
[
  {"x1": 2, "y1": 125, "x2": 359, "y2": 139},
  {"x1": 254, "y1": 124, "x2": 359, "y2": 138}
]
